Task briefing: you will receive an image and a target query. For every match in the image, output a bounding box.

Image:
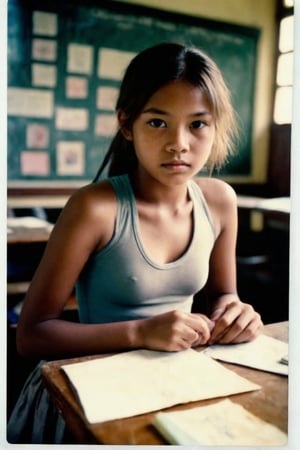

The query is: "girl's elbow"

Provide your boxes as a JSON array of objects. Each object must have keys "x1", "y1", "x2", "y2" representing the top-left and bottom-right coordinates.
[
  {"x1": 16, "y1": 337, "x2": 29, "y2": 359},
  {"x1": 16, "y1": 325, "x2": 36, "y2": 358}
]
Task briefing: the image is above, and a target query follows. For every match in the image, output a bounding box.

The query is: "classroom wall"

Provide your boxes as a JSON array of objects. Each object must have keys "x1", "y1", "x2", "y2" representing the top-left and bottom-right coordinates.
[
  {"x1": 114, "y1": 0, "x2": 278, "y2": 183},
  {"x1": 7, "y1": 0, "x2": 260, "y2": 186},
  {"x1": 7, "y1": 0, "x2": 278, "y2": 189}
]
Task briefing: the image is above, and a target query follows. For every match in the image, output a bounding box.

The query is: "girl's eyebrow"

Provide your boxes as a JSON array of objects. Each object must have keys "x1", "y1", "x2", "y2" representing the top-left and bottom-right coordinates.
[
  {"x1": 142, "y1": 107, "x2": 168, "y2": 115},
  {"x1": 142, "y1": 107, "x2": 212, "y2": 117}
]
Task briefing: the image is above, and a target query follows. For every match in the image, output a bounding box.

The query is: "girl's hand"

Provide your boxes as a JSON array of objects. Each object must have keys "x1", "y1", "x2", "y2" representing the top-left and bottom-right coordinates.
[
  {"x1": 136, "y1": 310, "x2": 215, "y2": 352},
  {"x1": 208, "y1": 295, "x2": 263, "y2": 345}
]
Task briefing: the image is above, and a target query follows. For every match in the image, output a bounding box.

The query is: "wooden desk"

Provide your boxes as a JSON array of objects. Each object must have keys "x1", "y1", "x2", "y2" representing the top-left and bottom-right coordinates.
[
  {"x1": 7, "y1": 217, "x2": 54, "y2": 299},
  {"x1": 237, "y1": 196, "x2": 290, "y2": 231},
  {"x1": 41, "y1": 322, "x2": 288, "y2": 445},
  {"x1": 7, "y1": 217, "x2": 78, "y2": 313}
]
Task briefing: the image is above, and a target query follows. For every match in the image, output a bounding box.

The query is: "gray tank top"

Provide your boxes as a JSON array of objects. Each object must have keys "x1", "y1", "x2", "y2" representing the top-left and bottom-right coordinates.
[{"x1": 76, "y1": 174, "x2": 216, "y2": 324}]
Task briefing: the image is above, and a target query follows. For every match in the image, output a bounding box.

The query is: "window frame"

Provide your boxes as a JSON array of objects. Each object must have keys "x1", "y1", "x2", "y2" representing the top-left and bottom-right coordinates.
[{"x1": 273, "y1": 0, "x2": 294, "y2": 124}]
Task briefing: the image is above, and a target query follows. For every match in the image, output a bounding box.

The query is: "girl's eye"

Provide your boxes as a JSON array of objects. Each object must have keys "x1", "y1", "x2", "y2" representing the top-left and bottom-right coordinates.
[
  {"x1": 190, "y1": 120, "x2": 206, "y2": 129},
  {"x1": 148, "y1": 119, "x2": 166, "y2": 128}
]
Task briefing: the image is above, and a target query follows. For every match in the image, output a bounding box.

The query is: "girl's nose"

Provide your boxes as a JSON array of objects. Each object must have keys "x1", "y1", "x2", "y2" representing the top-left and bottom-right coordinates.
[{"x1": 165, "y1": 128, "x2": 189, "y2": 153}]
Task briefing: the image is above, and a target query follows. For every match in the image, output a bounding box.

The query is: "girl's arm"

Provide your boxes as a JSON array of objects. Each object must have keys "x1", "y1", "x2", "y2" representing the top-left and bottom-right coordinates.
[
  {"x1": 16, "y1": 182, "x2": 138, "y2": 358},
  {"x1": 17, "y1": 182, "x2": 213, "y2": 358},
  {"x1": 196, "y1": 178, "x2": 263, "y2": 344}
]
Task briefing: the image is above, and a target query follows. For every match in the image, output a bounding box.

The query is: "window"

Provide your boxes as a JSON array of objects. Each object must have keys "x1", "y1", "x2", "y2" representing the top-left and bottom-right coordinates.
[{"x1": 273, "y1": 0, "x2": 294, "y2": 124}]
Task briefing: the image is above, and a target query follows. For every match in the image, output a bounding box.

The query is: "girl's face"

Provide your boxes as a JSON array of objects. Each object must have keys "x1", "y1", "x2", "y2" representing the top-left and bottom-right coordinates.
[{"x1": 123, "y1": 80, "x2": 215, "y2": 186}]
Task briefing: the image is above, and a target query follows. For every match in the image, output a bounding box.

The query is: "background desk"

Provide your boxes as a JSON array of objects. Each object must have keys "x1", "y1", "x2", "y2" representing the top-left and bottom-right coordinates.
[
  {"x1": 6, "y1": 216, "x2": 77, "y2": 417},
  {"x1": 236, "y1": 196, "x2": 290, "y2": 324},
  {"x1": 7, "y1": 217, "x2": 54, "y2": 299},
  {"x1": 7, "y1": 217, "x2": 52, "y2": 294},
  {"x1": 41, "y1": 322, "x2": 288, "y2": 445}
]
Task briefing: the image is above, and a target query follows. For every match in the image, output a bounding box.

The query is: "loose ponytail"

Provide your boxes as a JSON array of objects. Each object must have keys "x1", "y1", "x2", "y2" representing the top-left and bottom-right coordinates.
[{"x1": 93, "y1": 130, "x2": 138, "y2": 182}]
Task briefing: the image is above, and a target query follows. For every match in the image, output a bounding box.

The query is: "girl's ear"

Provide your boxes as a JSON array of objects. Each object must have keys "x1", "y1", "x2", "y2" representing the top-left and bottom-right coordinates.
[{"x1": 117, "y1": 110, "x2": 133, "y2": 141}]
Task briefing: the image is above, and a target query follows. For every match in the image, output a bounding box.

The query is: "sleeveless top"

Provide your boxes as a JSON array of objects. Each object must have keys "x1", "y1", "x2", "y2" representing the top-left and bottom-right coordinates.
[{"x1": 75, "y1": 174, "x2": 216, "y2": 324}]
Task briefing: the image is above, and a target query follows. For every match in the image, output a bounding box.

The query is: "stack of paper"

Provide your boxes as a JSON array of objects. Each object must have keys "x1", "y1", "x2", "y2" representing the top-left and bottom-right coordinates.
[
  {"x1": 61, "y1": 348, "x2": 260, "y2": 424},
  {"x1": 259, "y1": 197, "x2": 290, "y2": 213},
  {"x1": 204, "y1": 334, "x2": 288, "y2": 376},
  {"x1": 7, "y1": 216, "x2": 53, "y2": 229},
  {"x1": 153, "y1": 399, "x2": 287, "y2": 445},
  {"x1": 7, "y1": 216, "x2": 53, "y2": 235}
]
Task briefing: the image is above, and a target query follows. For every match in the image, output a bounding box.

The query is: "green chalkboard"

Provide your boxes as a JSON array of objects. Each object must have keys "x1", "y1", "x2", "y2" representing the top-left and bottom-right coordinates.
[{"x1": 7, "y1": 0, "x2": 259, "y2": 184}]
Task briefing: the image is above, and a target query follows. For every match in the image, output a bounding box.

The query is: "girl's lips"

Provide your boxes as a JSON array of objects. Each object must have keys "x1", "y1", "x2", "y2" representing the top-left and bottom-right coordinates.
[
  {"x1": 161, "y1": 161, "x2": 190, "y2": 172},
  {"x1": 161, "y1": 160, "x2": 190, "y2": 167}
]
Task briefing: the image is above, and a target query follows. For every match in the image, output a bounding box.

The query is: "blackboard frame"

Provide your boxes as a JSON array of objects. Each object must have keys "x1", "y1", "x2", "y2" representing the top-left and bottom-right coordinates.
[{"x1": 7, "y1": 0, "x2": 260, "y2": 194}]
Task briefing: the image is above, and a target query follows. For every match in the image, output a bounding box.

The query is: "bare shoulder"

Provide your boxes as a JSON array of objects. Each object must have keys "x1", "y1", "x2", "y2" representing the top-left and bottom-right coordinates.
[
  {"x1": 65, "y1": 180, "x2": 118, "y2": 220},
  {"x1": 193, "y1": 177, "x2": 237, "y2": 235},
  {"x1": 194, "y1": 177, "x2": 237, "y2": 209},
  {"x1": 52, "y1": 180, "x2": 118, "y2": 251}
]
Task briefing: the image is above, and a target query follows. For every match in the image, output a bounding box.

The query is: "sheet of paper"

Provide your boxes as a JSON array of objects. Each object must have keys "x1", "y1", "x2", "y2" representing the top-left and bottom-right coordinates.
[
  {"x1": 56, "y1": 141, "x2": 85, "y2": 175},
  {"x1": 96, "y1": 86, "x2": 119, "y2": 110},
  {"x1": 66, "y1": 77, "x2": 88, "y2": 99},
  {"x1": 153, "y1": 399, "x2": 287, "y2": 445},
  {"x1": 61, "y1": 348, "x2": 260, "y2": 424},
  {"x1": 67, "y1": 43, "x2": 93, "y2": 75},
  {"x1": 26, "y1": 123, "x2": 49, "y2": 148},
  {"x1": 7, "y1": 216, "x2": 53, "y2": 230},
  {"x1": 97, "y1": 48, "x2": 136, "y2": 80},
  {"x1": 7, "y1": 88, "x2": 53, "y2": 118},
  {"x1": 55, "y1": 107, "x2": 88, "y2": 131},
  {"x1": 204, "y1": 334, "x2": 288, "y2": 375},
  {"x1": 94, "y1": 114, "x2": 117, "y2": 136},
  {"x1": 20, "y1": 151, "x2": 50, "y2": 176},
  {"x1": 259, "y1": 197, "x2": 290, "y2": 213},
  {"x1": 32, "y1": 63, "x2": 57, "y2": 88},
  {"x1": 32, "y1": 11, "x2": 57, "y2": 37},
  {"x1": 32, "y1": 38, "x2": 57, "y2": 61}
]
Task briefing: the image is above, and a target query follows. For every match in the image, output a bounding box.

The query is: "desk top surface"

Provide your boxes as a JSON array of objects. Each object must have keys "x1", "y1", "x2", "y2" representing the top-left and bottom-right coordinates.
[{"x1": 41, "y1": 322, "x2": 288, "y2": 445}]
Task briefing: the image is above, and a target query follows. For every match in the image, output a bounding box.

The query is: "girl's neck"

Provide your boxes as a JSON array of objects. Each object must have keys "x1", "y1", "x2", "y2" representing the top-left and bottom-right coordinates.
[{"x1": 130, "y1": 170, "x2": 190, "y2": 210}]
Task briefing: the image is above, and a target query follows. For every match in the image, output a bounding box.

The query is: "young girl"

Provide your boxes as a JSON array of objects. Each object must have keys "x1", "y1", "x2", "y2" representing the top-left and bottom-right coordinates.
[{"x1": 8, "y1": 42, "x2": 262, "y2": 443}]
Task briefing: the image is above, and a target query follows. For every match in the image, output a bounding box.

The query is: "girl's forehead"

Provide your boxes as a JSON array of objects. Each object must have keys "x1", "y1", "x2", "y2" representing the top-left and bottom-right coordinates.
[{"x1": 144, "y1": 80, "x2": 211, "y2": 112}]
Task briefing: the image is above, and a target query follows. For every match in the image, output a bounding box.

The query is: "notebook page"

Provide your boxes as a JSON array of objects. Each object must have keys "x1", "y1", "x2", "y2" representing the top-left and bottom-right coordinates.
[
  {"x1": 61, "y1": 348, "x2": 260, "y2": 424},
  {"x1": 204, "y1": 334, "x2": 288, "y2": 375},
  {"x1": 153, "y1": 399, "x2": 287, "y2": 445}
]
